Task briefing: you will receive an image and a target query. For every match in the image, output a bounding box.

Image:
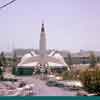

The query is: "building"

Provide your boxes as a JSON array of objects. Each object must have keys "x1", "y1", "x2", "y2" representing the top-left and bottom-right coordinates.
[{"x1": 15, "y1": 22, "x2": 69, "y2": 75}]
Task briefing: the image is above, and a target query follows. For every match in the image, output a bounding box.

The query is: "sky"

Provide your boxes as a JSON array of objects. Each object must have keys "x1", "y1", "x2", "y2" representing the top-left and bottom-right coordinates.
[{"x1": 0, "y1": 0, "x2": 100, "y2": 52}]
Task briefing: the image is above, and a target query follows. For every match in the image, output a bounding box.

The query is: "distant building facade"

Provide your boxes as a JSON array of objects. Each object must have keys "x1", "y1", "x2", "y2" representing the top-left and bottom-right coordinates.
[{"x1": 4, "y1": 49, "x2": 100, "y2": 65}]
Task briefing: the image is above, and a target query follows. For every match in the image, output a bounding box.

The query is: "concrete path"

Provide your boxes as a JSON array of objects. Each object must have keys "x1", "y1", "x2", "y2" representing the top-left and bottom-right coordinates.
[{"x1": 17, "y1": 76, "x2": 77, "y2": 96}]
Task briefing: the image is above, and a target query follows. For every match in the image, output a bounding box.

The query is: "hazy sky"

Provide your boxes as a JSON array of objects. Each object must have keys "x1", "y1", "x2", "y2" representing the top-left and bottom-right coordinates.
[{"x1": 0, "y1": 0, "x2": 100, "y2": 52}]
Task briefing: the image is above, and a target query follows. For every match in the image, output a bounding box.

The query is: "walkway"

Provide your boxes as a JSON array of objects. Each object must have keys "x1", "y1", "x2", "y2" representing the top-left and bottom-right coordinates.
[{"x1": 17, "y1": 76, "x2": 77, "y2": 96}]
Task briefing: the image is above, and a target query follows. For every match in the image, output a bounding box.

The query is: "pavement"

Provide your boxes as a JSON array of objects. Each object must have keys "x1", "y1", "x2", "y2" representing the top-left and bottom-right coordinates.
[
  {"x1": 16, "y1": 76, "x2": 77, "y2": 96},
  {"x1": 0, "y1": 75, "x2": 77, "y2": 96}
]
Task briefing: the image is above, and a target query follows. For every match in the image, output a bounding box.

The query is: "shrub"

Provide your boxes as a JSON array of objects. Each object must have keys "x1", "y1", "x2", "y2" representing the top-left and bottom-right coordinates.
[
  {"x1": 62, "y1": 71, "x2": 74, "y2": 80},
  {"x1": 0, "y1": 67, "x2": 4, "y2": 80},
  {"x1": 0, "y1": 67, "x2": 3, "y2": 75},
  {"x1": 89, "y1": 51, "x2": 97, "y2": 68},
  {"x1": 12, "y1": 66, "x2": 16, "y2": 75},
  {"x1": 80, "y1": 68, "x2": 100, "y2": 93}
]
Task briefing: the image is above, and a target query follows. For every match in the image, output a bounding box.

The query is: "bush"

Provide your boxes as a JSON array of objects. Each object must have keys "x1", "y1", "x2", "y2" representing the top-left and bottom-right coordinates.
[
  {"x1": 61, "y1": 70, "x2": 80, "y2": 80},
  {"x1": 0, "y1": 67, "x2": 3, "y2": 80},
  {"x1": 12, "y1": 67, "x2": 16, "y2": 75},
  {"x1": 89, "y1": 52, "x2": 97, "y2": 68},
  {"x1": 62, "y1": 71, "x2": 73, "y2": 80},
  {"x1": 80, "y1": 68, "x2": 100, "y2": 93},
  {"x1": 0, "y1": 67, "x2": 3, "y2": 75}
]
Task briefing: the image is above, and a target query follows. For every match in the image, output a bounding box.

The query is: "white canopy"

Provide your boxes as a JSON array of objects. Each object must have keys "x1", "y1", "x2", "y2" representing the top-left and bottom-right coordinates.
[{"x1": 17, "y1": 51, "x2": 69, "y2": 70}]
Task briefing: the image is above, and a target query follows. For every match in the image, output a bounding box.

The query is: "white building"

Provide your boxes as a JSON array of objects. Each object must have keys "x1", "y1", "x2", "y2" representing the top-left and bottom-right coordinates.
[{"x1": 17, "y1": 22, "x2": 69, "y2": 72}]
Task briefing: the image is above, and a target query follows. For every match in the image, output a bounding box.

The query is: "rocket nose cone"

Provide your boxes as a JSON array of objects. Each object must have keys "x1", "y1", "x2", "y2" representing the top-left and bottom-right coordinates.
[{"x1": 41, "y1": 22, "x2": 45, "y2": 32}]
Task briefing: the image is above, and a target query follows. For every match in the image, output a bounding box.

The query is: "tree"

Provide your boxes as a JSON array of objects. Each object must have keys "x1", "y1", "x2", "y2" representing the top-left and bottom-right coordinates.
[
  {"x1": 0, "y1": 52, "x2": 7, "y2": 68},
  {"x1": 12, "y1": 66, "x2": 16, "y2": 75},
  {"x1": 0, "y1": 67, "x2": 3, "y2": 75},
  {"x1": 80, "y1": 68, "x2": 100, "y2": 94},
  {"x1": 89, "y1": 51, "x2": 97, "y2": 68},
  {"x1": 67, "y1": 52, "x2": 72, "y2": 70},
  {"x1": 0, "y1": 52, "x2": 6, "y2": 80},
  {"x1": 12, "y1": 50, "x2": 17, "y2": 75},
  {"x1": 13, "y1": 50, "x2": 17, "y2": 66},
  {"x1": 0, "y1": 59, "x2": 2, "y2": 66},
  {"x1": 62, "y1": 71, "x2": 73, "y2": 80}
]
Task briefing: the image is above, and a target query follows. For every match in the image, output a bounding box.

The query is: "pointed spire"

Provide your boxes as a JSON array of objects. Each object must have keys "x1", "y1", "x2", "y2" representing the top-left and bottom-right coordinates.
[{"x1": 41, "y1": 21, "x2": 45, "y2": 32}]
